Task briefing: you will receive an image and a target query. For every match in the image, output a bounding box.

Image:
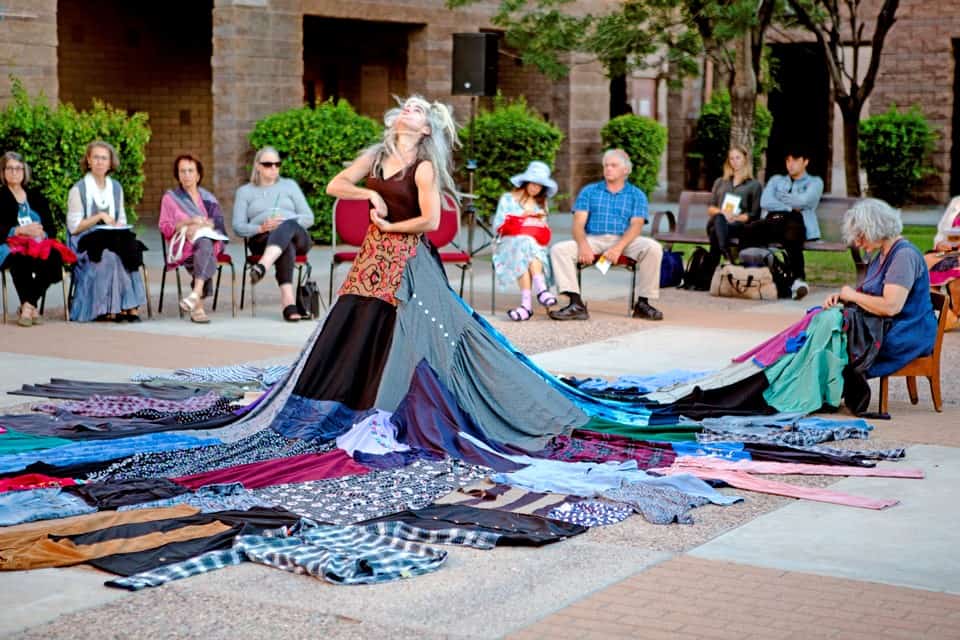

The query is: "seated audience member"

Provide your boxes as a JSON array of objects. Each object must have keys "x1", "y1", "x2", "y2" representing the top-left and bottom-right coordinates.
[
  {"x1": 159, "y1": 155, "x2": 229, "y2": 324},
  {"x1": 66, "y1": 141, "x2": 147, "y2": 322},
  {"x1": 924, "y1": 194, "x2": 960, "y2": 326},
  {"x1": 232, "y1": 146, "x2": 314, "y2": 322},
  {"x1": 823, "y1": 198, "x2": 936, "y2": 387},
  {"x1": 705, "y1": 145, "x2": 762, "y2": 271},
  {"x1": 741, "y1": 145, "x2": 824, "y2": 300},
  {"x1": 492, "y1": 161, "x2": 559, "y2": 321},
  {"x1": 548, "y1": 149, "x2": 664, "y2": 321},
  {"x1": 0, "y1": 152, "x2": 66, "y2": 327}
]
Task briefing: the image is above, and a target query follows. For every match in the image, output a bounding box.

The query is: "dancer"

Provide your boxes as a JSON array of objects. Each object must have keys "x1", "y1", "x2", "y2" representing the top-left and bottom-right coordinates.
[{"x1": 259, "y1": 96, "x2": 587, "y2": 451}]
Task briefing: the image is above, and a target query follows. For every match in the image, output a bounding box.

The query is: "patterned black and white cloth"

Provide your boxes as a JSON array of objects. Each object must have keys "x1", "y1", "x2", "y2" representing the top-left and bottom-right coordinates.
[
  {"x1": 88, "y1": 429, "x2": 328, "y2": 482},
  {"x1": 546, "y1": 500, "x2": 633, "y2": 527},
  {"x1": 253, "y1": 458, "x2": 490, "y2": 525},
  {"x1": 602, "y1": 482, "x2": 710, "y2": 525},
  {"x1": 105, "y1": 518, "x2": 500, "y2": 590}
]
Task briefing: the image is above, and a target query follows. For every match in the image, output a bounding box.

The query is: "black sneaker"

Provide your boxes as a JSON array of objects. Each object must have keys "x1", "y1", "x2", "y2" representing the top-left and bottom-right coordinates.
[
  {"x1": 548, "y1": 302, "x2": 590, "y2": 321},
  {"x1": 791, "y1": 279, "x2": 809, "y2": 301},
  {"x1": 632, "y1": 300, "x2": 664, "y2": 321}
]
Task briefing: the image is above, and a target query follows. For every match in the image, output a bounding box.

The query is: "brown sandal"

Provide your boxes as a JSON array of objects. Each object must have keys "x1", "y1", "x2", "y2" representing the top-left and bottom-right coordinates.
[{"x1": 190, "y1": 307, "x2": 211, "y2": 324}]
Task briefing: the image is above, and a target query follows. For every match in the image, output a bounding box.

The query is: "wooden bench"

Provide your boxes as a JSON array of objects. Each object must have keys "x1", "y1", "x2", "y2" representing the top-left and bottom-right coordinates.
[{"x1": 651, "y1": 190, "x2": 868, "y2": 281}]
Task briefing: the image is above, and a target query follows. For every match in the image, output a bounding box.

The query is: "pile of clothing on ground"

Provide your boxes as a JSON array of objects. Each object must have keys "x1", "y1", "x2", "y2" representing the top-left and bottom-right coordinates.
[{"x1": 0, "y1": 342, "x2": 922, "y2": 589}]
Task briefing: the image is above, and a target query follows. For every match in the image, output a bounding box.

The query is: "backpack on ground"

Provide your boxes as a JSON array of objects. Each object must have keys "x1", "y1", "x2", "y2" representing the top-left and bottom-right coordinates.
[
  {"x1": 659, "y1": 250, "x2": 685, "y2": 288},
  {"x1": 681, "y1": 246, "x2": 716, "y2": 291}
]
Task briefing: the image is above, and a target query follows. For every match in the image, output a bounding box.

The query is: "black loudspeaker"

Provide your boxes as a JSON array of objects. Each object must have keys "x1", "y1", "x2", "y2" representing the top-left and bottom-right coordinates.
[{"x1": 452, "y1": 32, "x2": 499, "y2": 96}]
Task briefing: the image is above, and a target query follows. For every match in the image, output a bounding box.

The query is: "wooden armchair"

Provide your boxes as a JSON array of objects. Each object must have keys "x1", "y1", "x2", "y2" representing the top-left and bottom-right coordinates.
[{"x1": 878, "y1": 291, "x2": 949, "y2": 413}]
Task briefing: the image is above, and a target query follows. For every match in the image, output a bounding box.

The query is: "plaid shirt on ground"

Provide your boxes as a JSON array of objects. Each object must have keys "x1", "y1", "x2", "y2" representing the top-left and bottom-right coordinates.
[
  {"x1": 105, "y1": 519, "x2": 499, "y2": 591},
  {"x1": 573, "y1": 181, "x2": 648, "y2": 236}
]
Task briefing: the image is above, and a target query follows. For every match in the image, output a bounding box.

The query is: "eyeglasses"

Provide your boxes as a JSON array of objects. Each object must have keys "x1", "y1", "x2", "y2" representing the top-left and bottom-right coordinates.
[
  {"x1": 3, "y1": 166, "x2": 24, "y2": 172},
  {"x1": 259, "y1": 161, "x2": 281, "y2": 168}
]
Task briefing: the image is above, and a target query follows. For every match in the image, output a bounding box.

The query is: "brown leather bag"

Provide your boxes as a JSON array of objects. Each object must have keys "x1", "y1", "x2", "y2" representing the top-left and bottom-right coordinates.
[{"x1": 709, "y1": 263, "x2": 778, "y2": 300}]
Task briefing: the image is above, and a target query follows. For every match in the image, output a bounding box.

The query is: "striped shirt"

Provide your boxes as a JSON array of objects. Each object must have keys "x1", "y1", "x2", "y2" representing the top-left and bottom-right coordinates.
[{"x1": 573, "y1": 181, "x2": 648, "y2": 236}]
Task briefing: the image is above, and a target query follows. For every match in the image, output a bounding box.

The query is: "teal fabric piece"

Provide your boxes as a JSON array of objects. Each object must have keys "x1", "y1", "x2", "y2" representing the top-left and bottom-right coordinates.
[
  {"x1": 0, "y1": 428, "x2": 73, "y2": 455},
  {"x1": 376, "y1": 244, "x2": 587, "y2": 451},
  {"x1": 762, "y1": 307, "x2": 847, "y2": 413}
]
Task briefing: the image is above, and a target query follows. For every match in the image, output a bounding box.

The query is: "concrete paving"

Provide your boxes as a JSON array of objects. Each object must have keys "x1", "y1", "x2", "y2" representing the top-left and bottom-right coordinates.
[
  {"x1": 0, "y1": 211, "x2": 956, "y2": 638},
  {"x1": 689, "y1": 444, "x2": 960, "y2": 594}
]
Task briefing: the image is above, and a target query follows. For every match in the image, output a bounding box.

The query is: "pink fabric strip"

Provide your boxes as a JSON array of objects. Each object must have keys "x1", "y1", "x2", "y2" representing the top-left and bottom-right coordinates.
[
  {"x1": 656, "y1": 467, "x2": 899, "y2": 510},
  {"x1": 662, "y1": 456, "x2": 924, "y2": 479},
  {"x1": 732, "y1": 307, "x2": 821, "y2": 366}
]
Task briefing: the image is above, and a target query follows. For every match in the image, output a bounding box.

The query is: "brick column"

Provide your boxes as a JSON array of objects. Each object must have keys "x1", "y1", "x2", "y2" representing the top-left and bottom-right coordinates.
[
  {"x1": 561, "y1": 57, "x2": 609, "y2": 205},
  {"x1": 211, "y1": 0, "x2": 305, "y2": 214},
  {"x1": 0, "y1": 0, "x2": 58, "y2": 104}
]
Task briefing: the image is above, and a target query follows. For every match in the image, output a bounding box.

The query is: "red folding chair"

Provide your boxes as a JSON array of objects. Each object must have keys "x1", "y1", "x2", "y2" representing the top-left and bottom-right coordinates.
[
  {"x1": 427, "y1": 198, "x2": 471, "y2": 298},
  {"x1": 240, "y1": 239, "x2": 309, "y2": 317},
  {"x1": 329, "y1": 198, "x2": 371, "y2": 303}
]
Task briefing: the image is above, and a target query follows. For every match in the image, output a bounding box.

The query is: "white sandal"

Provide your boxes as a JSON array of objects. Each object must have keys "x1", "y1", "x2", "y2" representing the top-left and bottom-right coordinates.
[{"x1": 179, "y1": 292, "x2": 200, "y2": 312}]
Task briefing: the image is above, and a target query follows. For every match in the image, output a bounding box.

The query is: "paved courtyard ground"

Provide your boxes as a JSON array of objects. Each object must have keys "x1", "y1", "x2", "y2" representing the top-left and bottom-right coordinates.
[{"x1": 0, "y1": 223, "x2": 957, "y2": 639}]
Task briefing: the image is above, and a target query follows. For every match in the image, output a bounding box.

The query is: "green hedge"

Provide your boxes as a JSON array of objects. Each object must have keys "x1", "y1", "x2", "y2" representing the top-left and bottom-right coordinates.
[
  {"x1": 249, "y1": 100, "x2": 381, "y2": 244},
  {"x1": 693, "y1": 91, "x2": 772, "y2": 185},
  {"x1": 601, "y1": 115, "x2": 667, "y2": 195},
  {"x1": 859, "y1": 106, "x2": 936, "y2": 207},
  {"x1": 460, "y1": 95, "x2": 564, "y2": 218},
  {"x1": 0, "y1": 77, "x2": 151, "y2": 239}
]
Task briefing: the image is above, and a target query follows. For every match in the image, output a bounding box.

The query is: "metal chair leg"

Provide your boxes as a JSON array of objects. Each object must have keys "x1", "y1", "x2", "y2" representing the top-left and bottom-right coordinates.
[
  {"x1": 212, "y1": 266, "x2": 223, "y2": 311},
  {"x1": 1, "y1": 270, "x2": 7, "y2": 324},
  {"x1": 628, "y1": 266, "x2": 637, "y2": 316},
  {"x1": 240, "y1": 263, "x2": 247, "y2": 310},
  {"x1": 61, "y1": 268, "x2": 69, "y2": 322},
  {"x1": 141, "y1": 264, "x2": 154, "y2": 319},
  {"x1": 159, "y1": 266, "x2": 167, "y2": 313},
  {"x1": 175, "y1": 268, "x2": 184, "y2": 319},
  {"x1": 229, "y1": 263, "x2": 237, "y2": 318}
]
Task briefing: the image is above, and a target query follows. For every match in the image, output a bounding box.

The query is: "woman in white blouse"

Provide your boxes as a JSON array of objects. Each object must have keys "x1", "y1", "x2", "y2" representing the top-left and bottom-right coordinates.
[{"x1": 65, "y1": 140, "x2": 147, "y2": 321}]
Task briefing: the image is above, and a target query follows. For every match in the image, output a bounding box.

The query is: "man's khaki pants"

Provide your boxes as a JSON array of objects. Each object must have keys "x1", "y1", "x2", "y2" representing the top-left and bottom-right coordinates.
[{"x1": 549, "y1": 234, "x2": 663, "y2": 300}]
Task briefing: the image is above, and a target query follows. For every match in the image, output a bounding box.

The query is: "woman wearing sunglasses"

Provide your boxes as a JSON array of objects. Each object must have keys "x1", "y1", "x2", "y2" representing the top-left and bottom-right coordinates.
[{"x1": 232, "y1": 146, "x2": 314, "y2": 321}]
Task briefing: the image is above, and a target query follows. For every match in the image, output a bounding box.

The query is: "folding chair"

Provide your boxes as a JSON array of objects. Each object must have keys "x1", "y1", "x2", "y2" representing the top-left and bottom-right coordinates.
[
  {"x1": 1, "y1": 265, "x2": 69, "y2": 323},
  {"x1": 240, "y1": 238, "x2": 309, "y2": 316},
  {"x1": 878, "y1": 290, "x2": 950, "y2": 413},
  {"x1": 576, "y1": 255, "x2": 638, "y2": 315},
  {"x1": 328, "y1": 198, "x2": 371, "y2": 303},
  {"x1": 158, "y1": 234, "x2": 236, "y2": 318},
  {"x1": 426, "y1": 198, "x2": 471, "y2": 298}
]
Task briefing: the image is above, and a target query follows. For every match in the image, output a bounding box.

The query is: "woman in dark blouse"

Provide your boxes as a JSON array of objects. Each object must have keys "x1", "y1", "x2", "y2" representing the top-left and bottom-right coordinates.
[
  {"x1": 706, "y1": 145, "x2": 763, "y2": 265},
  {"x1": 0, "y1": 152, "x2": 64, "y2": 326}
]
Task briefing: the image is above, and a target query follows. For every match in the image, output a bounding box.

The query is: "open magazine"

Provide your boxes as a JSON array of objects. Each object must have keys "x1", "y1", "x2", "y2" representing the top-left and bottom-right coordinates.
[{"x1": 192, "y1": 227, "x2": 229, "y2": 242}]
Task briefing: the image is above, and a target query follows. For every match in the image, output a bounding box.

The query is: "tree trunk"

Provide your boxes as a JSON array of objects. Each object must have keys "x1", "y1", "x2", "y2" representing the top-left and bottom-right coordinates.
[
  {"x1": 729, "y1": 33, "x2": 756, "y2": 156},
  {"x1": 839, "y1": 99, "x2": 864, "y2": 197}
]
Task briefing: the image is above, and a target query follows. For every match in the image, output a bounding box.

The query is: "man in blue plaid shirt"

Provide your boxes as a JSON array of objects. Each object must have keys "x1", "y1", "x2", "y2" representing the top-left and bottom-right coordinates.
[{"x1": 549, "y1": 149, "x2": 664, "y2": 321}]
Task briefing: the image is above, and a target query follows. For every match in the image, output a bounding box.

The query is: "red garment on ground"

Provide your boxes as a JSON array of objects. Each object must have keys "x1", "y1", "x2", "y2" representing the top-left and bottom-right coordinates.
[
  {"x1": 172, "y1": 449, "x2": 370, "y2": 490},
  {"x1": 6, "y1": 236, "x2": 77, "y2": 264},
  {"x1": 0, "y1": 473, "x2": 77, "y2": 493}
]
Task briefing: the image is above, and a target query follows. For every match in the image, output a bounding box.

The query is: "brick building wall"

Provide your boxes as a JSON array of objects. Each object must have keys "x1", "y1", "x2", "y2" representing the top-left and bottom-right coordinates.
[
  {"x1": 871, "y1": 0, "x2": 960, "y2": 202},
  {"x1": 57, "y1": 0, "x2": 213, "y2": 222},
  {"x1": 0, "y1": 1, "x2": 59, "y2": 104},
  {"x1": 211, "y1": 0, "x2": 304, "y2": 217}
]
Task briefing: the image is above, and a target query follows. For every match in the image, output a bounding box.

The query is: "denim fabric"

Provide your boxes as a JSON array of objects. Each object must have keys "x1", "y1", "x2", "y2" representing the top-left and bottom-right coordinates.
[
  {"x1": 271, "y1": 395, "x2": 365, "y2": 442},
  {"x1": 0, "y1": 432, "x2": 221, "y2": 473},
  {"x1": 0, "y1": 487, "x2": 96, "y2": 526}
]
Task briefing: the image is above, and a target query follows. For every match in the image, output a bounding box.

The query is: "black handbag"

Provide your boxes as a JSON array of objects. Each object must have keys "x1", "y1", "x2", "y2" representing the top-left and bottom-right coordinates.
[{"x1": 296, "y1": 263, "x2": 322, "y2": 319}]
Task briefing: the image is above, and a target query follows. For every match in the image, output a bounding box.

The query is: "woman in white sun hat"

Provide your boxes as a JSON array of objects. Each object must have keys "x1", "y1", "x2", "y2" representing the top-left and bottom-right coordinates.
[{"x1": 492, "y1": 160, "x2": 559, "y2": 321}]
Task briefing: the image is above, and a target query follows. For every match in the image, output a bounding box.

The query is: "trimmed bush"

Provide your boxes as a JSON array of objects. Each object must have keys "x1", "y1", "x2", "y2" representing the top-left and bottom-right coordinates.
[
  {"x1": 249, "y1": 100, "x2": 381, "y2": 244},
  {"x1": 859, "y1": 106, "x2": 936, "y2": 207},
  {"x1": 693, "y1": 91, "x2": 772, "y2": 184},
  {"x1": 460, "y1": 95, "x2": 564, "y2": 218},
  {"x1": 0, "y1": 77, "x2": 151, "y2": 239},
  {"x1": 601, "y1": 115, "x2": 667, "y2": 195}
]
